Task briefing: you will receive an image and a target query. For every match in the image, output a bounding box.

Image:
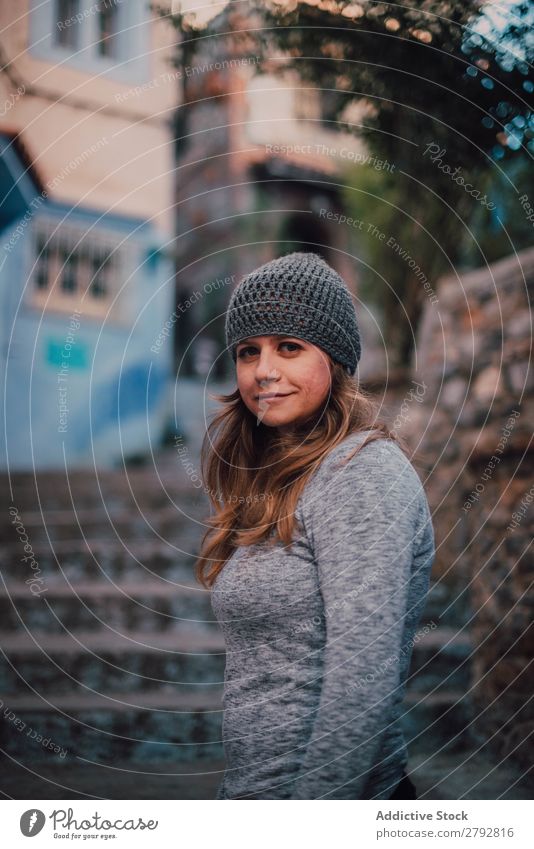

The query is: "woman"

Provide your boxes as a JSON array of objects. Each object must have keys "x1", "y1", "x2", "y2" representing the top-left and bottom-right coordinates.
[{"x1": 195, "y1": 251, "x2": 435, "y2": 800}]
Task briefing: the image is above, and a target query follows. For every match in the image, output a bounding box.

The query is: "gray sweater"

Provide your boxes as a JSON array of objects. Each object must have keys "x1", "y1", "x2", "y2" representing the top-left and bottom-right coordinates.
[{"x1": 210, "y1": 430, "x2": 435, "y2": 799}]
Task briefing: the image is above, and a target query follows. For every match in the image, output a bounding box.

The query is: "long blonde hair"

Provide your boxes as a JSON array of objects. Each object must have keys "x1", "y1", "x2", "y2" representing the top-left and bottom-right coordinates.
[{"x1": 194, "y1": 359, "x2": 409, "y2": 588}]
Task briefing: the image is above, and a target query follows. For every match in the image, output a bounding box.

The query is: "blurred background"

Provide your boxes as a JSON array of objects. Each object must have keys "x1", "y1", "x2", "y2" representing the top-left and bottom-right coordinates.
[{"x1": 0, "y1": 0, "x2": 533, "y2": 799}]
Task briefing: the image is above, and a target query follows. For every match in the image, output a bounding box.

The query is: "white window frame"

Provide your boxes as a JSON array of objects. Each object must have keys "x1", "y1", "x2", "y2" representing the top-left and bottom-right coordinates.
[{"x1": 28, "y1": 0, "x2": 151, "y2": 85}]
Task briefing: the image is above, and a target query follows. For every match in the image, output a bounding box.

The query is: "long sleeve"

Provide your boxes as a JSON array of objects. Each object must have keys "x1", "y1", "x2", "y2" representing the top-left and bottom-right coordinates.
[{"x1": 289, "y1": 438, "x2": 426, "y2": 800}]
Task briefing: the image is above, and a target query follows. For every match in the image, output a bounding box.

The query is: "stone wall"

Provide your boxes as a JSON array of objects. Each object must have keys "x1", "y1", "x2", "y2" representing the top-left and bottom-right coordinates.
[{"x1": 403, "y1": 245, "x2": 534, "y2": 768}]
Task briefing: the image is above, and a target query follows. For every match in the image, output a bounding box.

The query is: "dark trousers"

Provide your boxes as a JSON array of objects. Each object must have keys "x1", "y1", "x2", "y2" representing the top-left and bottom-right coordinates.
[{"x1": 388, "y1": 770, "x2": 418, "y2": 799}]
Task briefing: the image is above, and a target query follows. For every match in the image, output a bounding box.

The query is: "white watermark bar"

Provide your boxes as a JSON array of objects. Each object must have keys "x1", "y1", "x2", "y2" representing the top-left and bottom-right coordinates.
[{"x1": 3, "y1": 799, "x2": 532, "y2": 846}]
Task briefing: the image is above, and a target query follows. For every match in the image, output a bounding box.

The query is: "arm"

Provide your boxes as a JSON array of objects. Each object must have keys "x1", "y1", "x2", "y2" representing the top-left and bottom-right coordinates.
[{"x1": 290, "y1": 439, "x2": 424, "y2": 800}]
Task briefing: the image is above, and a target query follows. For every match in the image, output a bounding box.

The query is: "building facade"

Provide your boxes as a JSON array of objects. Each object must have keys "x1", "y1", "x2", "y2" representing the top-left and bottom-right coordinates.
[
  {"x1": 0, "y1": 0, "x2": 179, "y2": 468},
  {"x1": 173, "y1": 0, "x2": 371, "y2": 379}
]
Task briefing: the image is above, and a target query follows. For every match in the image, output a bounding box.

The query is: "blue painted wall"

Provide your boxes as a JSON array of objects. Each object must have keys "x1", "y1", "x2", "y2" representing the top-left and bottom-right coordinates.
[{"x1": 1, "y1": 200, "x2": 174, "y2": 470}]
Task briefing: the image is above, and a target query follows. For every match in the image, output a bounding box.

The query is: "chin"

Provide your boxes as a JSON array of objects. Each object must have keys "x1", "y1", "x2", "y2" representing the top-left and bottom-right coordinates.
[
  {"x1": 259, "y1": 416, "x2": 289, "y2": 428},
  {"x1": 256, "y1": 411, "x2": 293, "y2": 426}
]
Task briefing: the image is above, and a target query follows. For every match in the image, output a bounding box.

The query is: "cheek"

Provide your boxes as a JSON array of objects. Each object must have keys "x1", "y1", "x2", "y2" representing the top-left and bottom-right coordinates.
[
  {"x1": 236, "y1": 367, "x2": 257, "y2": 409},
  {"x1": 297, "y1": 362, "x2": 331, "y2": 400},
  {"x1": 236, "y1": 365, "x2": 250, "y2": 390}
]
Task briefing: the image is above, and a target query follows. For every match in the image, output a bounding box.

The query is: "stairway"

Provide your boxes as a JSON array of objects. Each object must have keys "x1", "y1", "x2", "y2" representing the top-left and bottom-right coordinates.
[
  {"x1": 1, "y1": 441, "x2": 531, "y2": 799},
  {"x1": 0, "y1": 451, "x2": 226, "y2": 799}
]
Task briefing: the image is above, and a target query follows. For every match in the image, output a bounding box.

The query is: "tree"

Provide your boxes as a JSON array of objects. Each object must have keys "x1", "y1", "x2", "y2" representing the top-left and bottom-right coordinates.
[
  {"x1": 257, "y1": 0, "x2": 534, "y2": 366},
  {"x1": 163, "y1": 1, "x2": 533, "y2": 366}
]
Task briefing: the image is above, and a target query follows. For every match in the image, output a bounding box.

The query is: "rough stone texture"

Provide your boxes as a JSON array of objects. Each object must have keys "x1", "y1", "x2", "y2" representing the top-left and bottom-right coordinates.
[{"x1": 400, "y1": 245, "x2": 534, "y2": 771}]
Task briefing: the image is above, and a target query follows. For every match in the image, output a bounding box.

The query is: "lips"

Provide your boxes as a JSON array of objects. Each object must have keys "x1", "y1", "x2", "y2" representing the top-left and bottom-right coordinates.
[{"x1": 255, "y1": 393, "x2": 293, "y2": 400}]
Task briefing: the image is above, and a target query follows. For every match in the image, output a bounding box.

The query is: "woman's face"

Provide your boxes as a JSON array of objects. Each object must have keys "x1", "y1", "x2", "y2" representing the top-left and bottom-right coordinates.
[{"x1": 235, "y1": 334, "x2": 333, "y2": 431}]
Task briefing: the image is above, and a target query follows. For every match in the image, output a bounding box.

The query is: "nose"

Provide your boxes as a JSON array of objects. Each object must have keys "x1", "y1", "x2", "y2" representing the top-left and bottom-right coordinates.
[{"x1": 254, "y1": 348, "x2": 281, "y2": 386}]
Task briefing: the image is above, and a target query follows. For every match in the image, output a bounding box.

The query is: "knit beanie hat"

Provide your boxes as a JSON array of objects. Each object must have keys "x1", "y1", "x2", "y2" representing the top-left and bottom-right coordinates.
[{"x1": 225, "y1": 251, "x2": 362, "y2": 375}]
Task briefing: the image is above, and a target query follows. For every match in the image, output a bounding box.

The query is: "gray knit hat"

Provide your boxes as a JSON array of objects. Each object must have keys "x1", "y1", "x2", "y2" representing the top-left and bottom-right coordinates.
[{"x1": 225, "y1": 251, "x2": 361, "y2": 375}]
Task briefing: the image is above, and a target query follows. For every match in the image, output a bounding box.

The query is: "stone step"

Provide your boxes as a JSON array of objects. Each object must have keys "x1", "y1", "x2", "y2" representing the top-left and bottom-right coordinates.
[
  {"x1": 0, "y1": 687, "x2": 224, "y2": 764},
  {"x1": 0, "y1": 750, "x2": 226, "y2": 799},
  {"x1": 407, "y1": 626, "x2": 473, "y2": 692},
  {"x1": 408, "y1": 747, "x2": 534, "y2": 800},
  {"x1": 5, "y1": 494, "x2": 209, "y2": 526},
  {"x1": 0, "y1": 627, "x2": 226, "y2": 654},
  {"x1": 2, "y1": 483, "x2": 197, "y2": 507},
  {"x1": 1, "y1": 457, "x2": 200, "y2": 502},
  {"x1": 1, "y1": 536, "x2": 203, "y2": 555},
  {"x1": 0, "y1": 579, "x2": 209, "y2": 597},
  {"x1": 0, "y1": 539, "x2": 203, "y2": 581},
  {"x1": 0, "y1": 628, "x2": 226, "y2": 692},
  {"x1": 419, "y1": 579, "x2": 472, "y2": 629},
  {"x1": 2, "y1": 687, "x2": 224, "y2": 712},
  {"x1": 0, "y1": 580, "x2": 217, "y2": 633},
  {"x1": 402, "y1": 688, "x2": 475, "y2": 754},
  {"x1": 5, "y1": 506, "x2": 207, "y2": 527},
  {"x1": 3, "y1": 745, "x2": 532, "y2": 800},
  {"x1": 2, "y1": 515, "x2": 206, "y2": 543}
]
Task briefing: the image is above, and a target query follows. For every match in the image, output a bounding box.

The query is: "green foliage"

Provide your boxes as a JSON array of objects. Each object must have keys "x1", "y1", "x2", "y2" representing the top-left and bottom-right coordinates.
[
  {"x1": 259, "y1": 0, "x2": 534, "y2": 365},
  {"x1": 261, "y1": 1, "x2": 533, "y2": 166},
  {"x1": 163, "y1": 1, "x2": 534, "y2": 366},
  {"x1": 461, "y1": 154, "x2": 534, "y2": 265}
]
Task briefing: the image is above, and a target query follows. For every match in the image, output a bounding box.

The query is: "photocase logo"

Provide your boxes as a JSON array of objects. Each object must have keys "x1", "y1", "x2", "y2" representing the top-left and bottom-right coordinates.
[{"x1": 20, "y1": 809, "x2": 46, "y2": 836}]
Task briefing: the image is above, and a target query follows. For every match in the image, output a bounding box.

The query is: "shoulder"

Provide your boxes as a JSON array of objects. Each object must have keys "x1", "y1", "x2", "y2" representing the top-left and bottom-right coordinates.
[
  {"x1": 310, "y1": 430, "x2": 419, "y2": 486},
  {"x1": 298, "y1": 430, "x2": 426, "y2": 524}
]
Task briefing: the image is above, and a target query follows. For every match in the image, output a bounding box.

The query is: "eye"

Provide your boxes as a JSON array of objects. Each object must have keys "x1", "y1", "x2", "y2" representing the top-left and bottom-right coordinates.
[
  {"x1": 237, "y1": 345, "x2": 256, "y2": 358},
  {"x1": 236, "y1": 340, "x2": 302, "y2": 359}
]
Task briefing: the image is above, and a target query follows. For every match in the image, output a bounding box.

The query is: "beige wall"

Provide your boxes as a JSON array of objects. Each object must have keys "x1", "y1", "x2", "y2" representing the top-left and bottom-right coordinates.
[
  {"x1": 0, "y1": 0, "x2": 179, "y2": 233},
  {"x1": 245, "y1": 70, "x2": 368, "y2": 175}
]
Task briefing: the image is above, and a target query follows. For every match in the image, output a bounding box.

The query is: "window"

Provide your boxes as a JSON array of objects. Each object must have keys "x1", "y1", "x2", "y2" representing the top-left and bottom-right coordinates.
[
  {"x1": 89, "y1": 250, "x2": 112, "y2": 298},
  {"x1": 97, "y1": 1, "x2": 119, "y2": 58},
  {"x1": 34, "y1": 234, "x2": 50, "y2": 289},
  {"x1": 30, "y1": 219, "x2": 125, "y2": 319},
  {"x1": 60, "y1": 247, "x2": 78, "y2": 293},
  {"x1": 54, "y1": 0, "x2": 80, "y2": 49},
  {"x1": 30, "y1": 0, "x2": 150, "y2": 85}
]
